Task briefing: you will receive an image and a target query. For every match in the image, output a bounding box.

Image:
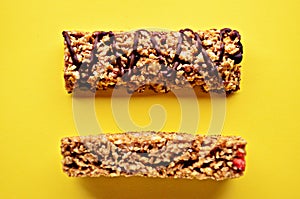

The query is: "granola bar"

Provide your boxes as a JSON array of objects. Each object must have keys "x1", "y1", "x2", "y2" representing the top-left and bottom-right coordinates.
[
  {"x1": 62, "y1": 28, "x2": 243, "y2": 94},
  {"x1": 61, "y1": 132, "x2": 246, "y2": 180}
]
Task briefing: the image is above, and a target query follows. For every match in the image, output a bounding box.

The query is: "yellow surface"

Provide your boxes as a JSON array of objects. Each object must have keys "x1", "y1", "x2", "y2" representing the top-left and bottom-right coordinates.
[{"x1": 0, "y1": 0, "x2": 299, "y2": 198}]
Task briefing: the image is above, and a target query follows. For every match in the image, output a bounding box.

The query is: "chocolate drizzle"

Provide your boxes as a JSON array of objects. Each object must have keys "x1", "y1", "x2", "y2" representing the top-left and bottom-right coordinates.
[
  {"x1": 180, "y1": 29, "x2": 220, "y2": 82},
  {"x1": 171, "y1": 30, "x2": 184, "y2": 71},
  {"x1": 62, "y1": 31, "x2": 81, "y2": 69},
  {"x1": 128, "y1": 31, "x2": 140, "y2": 69},
  {"x1": 89, "y1": 31, "x2": 114, "y2": 66},
  {"x1": 219, "y1": 28, "x2": 231, "y2": 63},
  {"x1": 219, "y1": 28, "x2": 243, "y2": 64},
  {"x1": 84, "y1": 32, "x2": 112, "y2": 73},
  {"x1": 78, "y1": 31, "x2": 114, "y2": 88},
  {"x1": 150, "y1": 34, "x2": 161, "y2": 55}
]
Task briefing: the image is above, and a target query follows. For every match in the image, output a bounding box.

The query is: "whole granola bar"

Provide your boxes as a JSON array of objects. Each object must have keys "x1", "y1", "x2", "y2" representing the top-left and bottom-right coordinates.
[
  {"x1": 62, "y1": 28, "x2": 243, "y2": 94},
  {"x1": 61, "y1": 132, "x2": 246, "y2": 180}
]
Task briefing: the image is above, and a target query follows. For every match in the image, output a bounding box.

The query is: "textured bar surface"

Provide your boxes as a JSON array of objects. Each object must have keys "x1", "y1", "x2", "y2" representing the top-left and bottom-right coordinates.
[
  {"x1": 62, "y1": 28, "x2": 243, "y2": 94},
  {"x1": 61, "y1": 132, "x2": 247, "y2": 180}
]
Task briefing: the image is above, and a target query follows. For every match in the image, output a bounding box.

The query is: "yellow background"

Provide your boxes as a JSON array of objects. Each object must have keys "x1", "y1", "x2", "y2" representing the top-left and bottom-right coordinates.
[{"x1": 1, "y1": 0, "x2": 299, "y2": 198}]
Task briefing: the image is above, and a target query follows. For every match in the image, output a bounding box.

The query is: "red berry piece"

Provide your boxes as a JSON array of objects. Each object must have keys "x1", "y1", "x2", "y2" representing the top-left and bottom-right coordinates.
[
  {"x1": 233, "y1": 158, "x2": 245, "y2": 171},
  {"x1": 236, "y1": 151, "x2": 245, "y2": 158}
]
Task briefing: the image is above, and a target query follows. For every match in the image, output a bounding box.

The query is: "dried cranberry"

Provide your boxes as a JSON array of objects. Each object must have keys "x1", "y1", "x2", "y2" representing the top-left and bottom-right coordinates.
[
  {"x1": 236, "y1": 151, "x2": 245, "y2": 158},
  {"x1": 233, "y1": 158, "x2": 245, "y2": 171}
]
